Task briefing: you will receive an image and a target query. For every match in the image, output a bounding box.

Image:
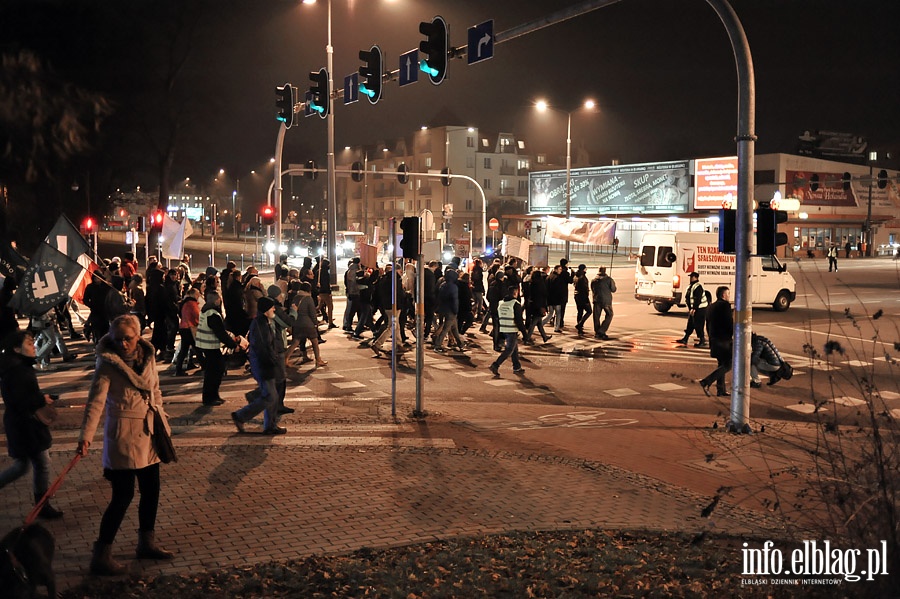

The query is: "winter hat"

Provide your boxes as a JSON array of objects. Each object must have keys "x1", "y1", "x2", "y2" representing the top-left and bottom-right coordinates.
[
  {"x1": 267, "y1": 285, "x2": 283, "y2": 299},
  {"x1": 205, "y1": 266, "x2": 218, "y2": 276},
  {"x1": 256, "y1": 297, "x2": 276, "y2": 313}
]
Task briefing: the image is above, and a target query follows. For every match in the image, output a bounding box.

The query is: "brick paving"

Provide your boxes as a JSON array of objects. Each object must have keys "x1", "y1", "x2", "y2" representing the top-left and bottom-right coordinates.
[{"x1": 0, "y1": 398, "x2": 792, "y2": 592}]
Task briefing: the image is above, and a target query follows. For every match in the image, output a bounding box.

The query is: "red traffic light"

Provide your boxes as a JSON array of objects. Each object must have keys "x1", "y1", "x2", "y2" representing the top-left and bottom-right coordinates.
[
  {"x1": 150, "y1": 210, "x2": 165, "y2": 231},
  {"x1": 83, "y1": 217, "x2": 95, "y2": 232},
  {"x1": 260, "y1": 205, "x2": 276, "y2": 226}
]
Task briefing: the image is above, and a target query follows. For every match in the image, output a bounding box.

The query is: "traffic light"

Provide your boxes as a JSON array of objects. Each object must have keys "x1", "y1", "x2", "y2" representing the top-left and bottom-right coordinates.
[
  {"x1": 351, "y1": 161, "x2": 364, "y2": 183},
  {"x1": 137, "y1": 216, "x2": 146, "y2": 233},
  {"x1": 306, "y1": 160, "x2": 318, "y2": 180},
  {"x1": 308, "y1": 68, "x2": 329, "y2": 118},
  {"x1": 260, "y1": 205, "x2": 276, "y2": 226},
  {"x1": 83, "y1": 216, "x2": 95, "y2": 233},
  {"x1": 399, "y1": 216, "x2": 420, "y2": 258},
  {"x1": 842, "y1": 172, "x2": 852, "y2": 191},
  {"x1": 358, "y1": 45, "x2": 383, "y2": 105},
  {"x1": 397, "y1": 163, "x2": 409, "y2": 184},
  {"x1": 441, "y1": 166, "x2": 451, "y2": 187},
  {"x1": 150, "y1": 210, "x2": 165, "y2": 231},
  {"x1": 275, "y1": 83, "x2": 296, "y2": 128},
  {"x1": 755, "y1": 204, "x2": 789, "y2": 255},
  {"x1": 418, "y1": 16, "x2": 448, "y2": 85},
  {"x1": 809, "y1": 173, "x2": 819, "y2": 192},
  {"x1": 718, "y1": 209, "x2": 736, "y2": 254},
  {"x1": 877, "y1": 169, "x2": 888, "y2": 189}
]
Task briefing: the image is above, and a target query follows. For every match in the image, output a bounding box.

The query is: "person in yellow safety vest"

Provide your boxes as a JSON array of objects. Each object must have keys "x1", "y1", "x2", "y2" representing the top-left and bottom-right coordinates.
[
  {"x1": 195, "y1": 292, "x2": 243, "y2": 406},
  {"x1": 827, "y1": 244, "x2": 839, "y2": 272},
  {"x1": 676, "y1": 272, "x2": 709, "y2": 348},
  {"x1": 489, "y1": 287, "x2": 527, "y2": 377}
]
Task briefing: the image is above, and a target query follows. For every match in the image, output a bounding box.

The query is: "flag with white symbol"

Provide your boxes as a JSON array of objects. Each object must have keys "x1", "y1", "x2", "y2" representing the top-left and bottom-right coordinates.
[{"x1": 8, "y1": 243, "x2": 85, "y2": 315}]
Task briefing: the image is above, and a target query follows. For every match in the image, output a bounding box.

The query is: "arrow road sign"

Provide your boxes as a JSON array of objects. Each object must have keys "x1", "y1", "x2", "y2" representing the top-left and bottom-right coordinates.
[
  {"x1": 344, "y1": 73, "x2": 359, "y2": 105},
  {"x1": 399, "y1": 49, "x2": 419, "y2": 87},
  {"x1": 467, "y1": 19, "x2": 494, "y2": 65}
]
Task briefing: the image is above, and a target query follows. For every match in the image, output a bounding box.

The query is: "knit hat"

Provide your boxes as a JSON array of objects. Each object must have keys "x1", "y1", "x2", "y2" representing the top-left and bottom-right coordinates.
[
  {"x1": 256, "y1": 297, "x2": 275, "y2": 313},
  {"x1": 205, "y1": 266, "x2": 218, "y2": 276},
  {"x1": 267, "y1": 284, "x2": 283, "y2": 299}
]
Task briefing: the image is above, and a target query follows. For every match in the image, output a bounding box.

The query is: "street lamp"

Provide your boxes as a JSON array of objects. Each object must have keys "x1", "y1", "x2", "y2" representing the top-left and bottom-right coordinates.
[{"x1": 535, "y1": 99, "x2": 597, "y2": 261}]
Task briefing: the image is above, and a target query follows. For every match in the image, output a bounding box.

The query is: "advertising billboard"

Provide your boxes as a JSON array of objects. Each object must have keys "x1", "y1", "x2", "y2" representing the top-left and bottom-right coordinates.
[
  {"x1": 694, "y1": 156, "x2": 738, "y2": 210},
  {"x1": 529, "y1": 160, "x2": 690, "y2": 215}
]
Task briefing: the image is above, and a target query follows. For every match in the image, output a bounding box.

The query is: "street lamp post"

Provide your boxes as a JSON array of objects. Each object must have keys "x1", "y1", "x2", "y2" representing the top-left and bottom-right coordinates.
[
  {"x1": 535, "y1": 99, "x2": 596, "y2": 262},
  {"x1": 865, "y1": 150, "x2": 876, "y2": 257}
]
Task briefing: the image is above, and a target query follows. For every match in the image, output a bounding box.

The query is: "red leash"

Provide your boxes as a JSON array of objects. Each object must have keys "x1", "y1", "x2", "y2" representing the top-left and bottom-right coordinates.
[{"x1": 24, "y1": 454, "x2": 82, "y2": 526}]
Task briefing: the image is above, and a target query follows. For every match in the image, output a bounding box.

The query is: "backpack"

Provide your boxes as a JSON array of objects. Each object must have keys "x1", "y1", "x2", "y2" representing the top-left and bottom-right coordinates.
[{"x1": 705, "y1": 289, "x2": 712, "y2": 305}]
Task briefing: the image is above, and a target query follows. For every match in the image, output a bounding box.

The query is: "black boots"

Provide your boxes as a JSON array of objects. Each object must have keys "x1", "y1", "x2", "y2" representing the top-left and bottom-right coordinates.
[
  {"x1": 35, "y1": 493, "x2": 63, "y2": 520},
  {"x1": 135, "y1": 530, "x2": 174, "y2": 560}
]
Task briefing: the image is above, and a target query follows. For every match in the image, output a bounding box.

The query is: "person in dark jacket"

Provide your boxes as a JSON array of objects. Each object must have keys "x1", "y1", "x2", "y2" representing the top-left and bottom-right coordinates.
[
  {"x1": 231, "y1": 297, "x2": 285, "y2": 434},
  {"x1": 315, "y1": 257, "x2": 335, "y2": 328},
  {"x1": 573, "y1": 264, "x2": 592, "y2": 334},
  {"x1": 433, "y1": 268, "x2": 464, "y2": 352},
  {"x1": 84, "y1": 271, "x2": 111, "y2": 343},
  {"x1": 0, "y1": 277, "x2": 20, "y2": 340},
  {"x1": 525, "y1": 266, "x2": 552, "y2": 344},
  {"x1": 699, "y1": 286, "x2": 733, "y2": 397},
  {"x1": 470, "y1": 258, "x2": 486, "y2": 320},
  {"x1": 223, "y1": 269, "x2": 249, "y2": 336},
  {"x1": 0, "y1": 330, "x2": 64, "y2": 519}
]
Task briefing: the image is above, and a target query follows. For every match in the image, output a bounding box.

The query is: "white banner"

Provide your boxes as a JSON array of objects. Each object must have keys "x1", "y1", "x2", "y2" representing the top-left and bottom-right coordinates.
[
  {"x1": 546, "y1": 216, "x2": 617, "y2": 245},
  {"x1": 161, "y1": 215, "x2": 194, "y2": 260}
]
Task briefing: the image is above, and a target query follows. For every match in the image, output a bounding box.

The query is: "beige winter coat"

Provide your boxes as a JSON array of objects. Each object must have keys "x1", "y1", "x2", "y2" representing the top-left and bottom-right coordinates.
[{"x1": 78, "y1": 335, "x2": 171, "y2": 470}]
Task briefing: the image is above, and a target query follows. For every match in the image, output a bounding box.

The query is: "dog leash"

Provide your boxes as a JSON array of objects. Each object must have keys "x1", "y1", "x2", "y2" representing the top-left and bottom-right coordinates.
[{"x1": 24, "y1": 453, "x2": 82, "y2": 527}]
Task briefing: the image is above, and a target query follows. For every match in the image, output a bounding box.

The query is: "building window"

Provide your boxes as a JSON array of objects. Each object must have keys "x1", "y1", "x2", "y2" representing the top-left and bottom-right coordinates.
[
  {"x1": 467, "y1": 136, "x2": 474, "y2": 148},
  {"x1": 426, "y1": 199, "x2": 432, "y2": 210},
  {"x1": 465, "y1": 199, "x2": 473, "y2": 210},
  {"x1": 425, "y1": 156, "x2": 432, "y2": 168},
  {"x1": 466, "y1": 156, "x2": 475, "y2": 168},
  {"x1": 483, "y1": 157, "x2": 492, "y2": 169},
  {"x1": 481, "y1": 138, "x2": 489, "y2": 148},
  {"x1": 536, "y1": 154, "x2": 546, "y2": 164},
  {"x1": 518, "y1": 140, "x2": 525, "y2": 150},
  {"x1": 483, "y1": 179, "x2": 491, "y2": 190},
  {"x1": 398, "y1": 201, "x2": 405, "y2": 211}
]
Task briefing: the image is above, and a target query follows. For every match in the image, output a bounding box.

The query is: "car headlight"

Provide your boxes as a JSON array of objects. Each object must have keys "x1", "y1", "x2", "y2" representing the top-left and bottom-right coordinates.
[
  {"x1": 278, "y1": 244, "x2": 288, "y2": 254},
  {"x1": 264, "y1": 242, "x2": 276, "y2": 252},
  {"x1": 442, "y1": 251, "x2": 453, "y2": 261}
]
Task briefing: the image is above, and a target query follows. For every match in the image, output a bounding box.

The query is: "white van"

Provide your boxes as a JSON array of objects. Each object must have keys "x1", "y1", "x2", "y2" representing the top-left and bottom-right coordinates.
[{"x1": 634, "y1": 231, "x2": 796, "y2": 312}]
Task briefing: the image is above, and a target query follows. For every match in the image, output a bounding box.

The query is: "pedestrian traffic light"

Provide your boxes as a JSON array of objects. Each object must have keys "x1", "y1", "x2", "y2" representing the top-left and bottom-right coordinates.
[
  {"x1": 137, "y1": 216, "x2": 146, "y2": 232},
  {"x1": 308, "y1": 68, "x2": 329, "y2": 118},
  {"x1": 809, "y1": 173, "x2": 819, "y2": 192},
  {"x1": 83, "y1": 216, "x2": 95, "y2": 233},
  {"x1": 306, "y1": 160, "x2": 318, "y2": 180},
  {"x1": 755, "y1": 204, "x2": 789, "y2": 255},
  {"x1": 718, "y1": 209, "x2": 736, "y2": 254},
  {"x1": 260, "y1": 205, "x2": 276, "y2": 226},
  {"x1": 842, "y1": 172, "x2": 852, "y2": 191},
  {"x1": 275, "y1": 84, "x2": 296, "y2": 128},
  {"x1": 397, "y1": 163, "x2": 409, "y2": 184},
  {"x1": 150, "y1": 210, "x2": 165, "y2": 232},
  {"x1": 418, "y1": 16, "x2": 448, "y2": 85},
  {"x1": 399, "y1": 216, "x2": 420, "y2": 258},
  {"x1": 441, "y1": 167, "x2": 451, "y2": 187},
  {"x1": 351, "y1": 161, "x2": 364, "y2": 183},
  {"x1": 877, "y1": 169, "x2": 888, "y2": 189},
  {"x1": 358, "y1": 45, "x2": 383, "y2": 105}
]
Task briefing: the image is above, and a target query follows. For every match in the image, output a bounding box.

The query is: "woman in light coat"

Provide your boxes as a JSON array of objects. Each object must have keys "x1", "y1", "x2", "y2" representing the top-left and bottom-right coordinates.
[{"x1": 77, "y1": 314, "x2": 174, "y2": 576}]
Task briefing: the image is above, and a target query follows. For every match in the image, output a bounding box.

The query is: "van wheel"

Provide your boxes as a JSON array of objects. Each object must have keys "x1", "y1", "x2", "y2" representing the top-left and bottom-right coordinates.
[
  {"x1": 653, "y1": 301, "x2": 672, "y2": 314},
  {"x1": 773, "y1": 291, "x2": 791, "y2": 312}
]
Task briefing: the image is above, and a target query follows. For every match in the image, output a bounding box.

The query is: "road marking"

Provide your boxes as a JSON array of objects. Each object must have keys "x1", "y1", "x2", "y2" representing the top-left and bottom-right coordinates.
[
  {"x1": 604, "y1": 388, "x2": 639, "y2": 397},
  {"x1": 650, "y1": 383, "x2": 685, "y2": 391},
  {"x1": 332, "y1": 381, "x2": 366, "y2": 389},
  {"x1": 785, "y1": 403, "x2": 824, "y2": 414},
  {"x1": 833, "y1": 396, "x2": 866, "y2": 406}
]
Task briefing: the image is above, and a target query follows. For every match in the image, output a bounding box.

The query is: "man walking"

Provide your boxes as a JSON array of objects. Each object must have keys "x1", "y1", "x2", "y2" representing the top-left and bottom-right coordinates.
[
  {"x1": 699, "y1": 286, "x2": 733, "y2": 397},
  {"x1": 489, "y1": 287, "x2": 527, "y2": 376},
  {"x1": 677, "y1": 272, "x2": 708, "y2": 348},
  {"x1": 590, "y1": 266, "x2": 616, "y2": 340}
]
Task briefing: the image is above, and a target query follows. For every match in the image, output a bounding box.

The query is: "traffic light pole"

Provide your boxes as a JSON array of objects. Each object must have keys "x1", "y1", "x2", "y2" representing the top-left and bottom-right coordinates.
[{"x1": 325, "y1": 0, "x2": 338, "y2": 292}]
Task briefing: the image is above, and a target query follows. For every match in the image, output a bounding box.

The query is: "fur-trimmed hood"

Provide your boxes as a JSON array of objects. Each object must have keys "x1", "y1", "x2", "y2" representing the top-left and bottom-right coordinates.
[{"x1": 94, "y1": 334, "x2": 156, "y2": 394}]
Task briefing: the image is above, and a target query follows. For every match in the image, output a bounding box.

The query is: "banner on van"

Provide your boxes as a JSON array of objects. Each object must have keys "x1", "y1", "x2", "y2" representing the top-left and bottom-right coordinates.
[{"x1": 529, "y1": 160, "x2": 690, "y2": 215}]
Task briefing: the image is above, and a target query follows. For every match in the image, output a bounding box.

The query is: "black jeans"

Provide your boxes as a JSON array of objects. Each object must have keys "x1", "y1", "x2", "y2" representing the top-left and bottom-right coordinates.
[
  {"x1": 201, "y1": 348, "x2": 226, "y2": 403},
  {"x1": 99, "y1": 464, "x2": 160, "y2": 544}
]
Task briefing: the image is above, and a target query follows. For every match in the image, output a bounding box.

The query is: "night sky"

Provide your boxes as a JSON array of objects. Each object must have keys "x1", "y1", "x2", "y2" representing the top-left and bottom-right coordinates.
[{"x1": 2, "y1": 0, "x2": 899, "y2": 192}]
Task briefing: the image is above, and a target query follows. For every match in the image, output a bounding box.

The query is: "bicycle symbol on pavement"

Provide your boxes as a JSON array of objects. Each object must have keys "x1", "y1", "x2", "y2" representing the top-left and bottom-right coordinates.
[{"x1": 508, "y1": 411, "x2": 638, "y2": 431}]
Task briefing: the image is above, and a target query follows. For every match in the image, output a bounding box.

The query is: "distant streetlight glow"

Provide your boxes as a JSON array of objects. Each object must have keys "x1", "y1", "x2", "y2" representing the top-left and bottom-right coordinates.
[{"x1": 534, "y1": 98, "x2": 598, "y2": 261}]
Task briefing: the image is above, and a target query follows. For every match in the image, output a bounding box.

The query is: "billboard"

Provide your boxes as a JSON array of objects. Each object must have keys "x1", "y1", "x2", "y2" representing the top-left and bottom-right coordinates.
[
  {"x1": 694, "y1": 156, "x2": 738, "y2": 210},
  {"x1": 797, "y1": 131, "x2": 868, "y2": 164},
  {"x1": 529, "y1": 160, "x2": 690, "y2": 215},
  {"x1": 785, "y1": 170, "x2": 858, "y2": 207}
]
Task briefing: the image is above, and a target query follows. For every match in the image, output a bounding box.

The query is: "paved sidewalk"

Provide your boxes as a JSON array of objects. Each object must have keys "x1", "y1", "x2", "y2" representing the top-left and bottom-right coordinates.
[{"x1": 0, "y1": 396, "x2": 793, "y2": 592}]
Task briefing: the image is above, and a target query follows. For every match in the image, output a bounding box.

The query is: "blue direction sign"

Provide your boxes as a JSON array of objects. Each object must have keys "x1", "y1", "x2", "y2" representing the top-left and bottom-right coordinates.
[
  {"x1": 344, "y1": 73, "x2": 359, "y2": 105},
  {"x1": 399, "y1": 49, "x2": 419, "y2": 87},
  {"x1": 467, "y1": 19, "x2": 494, "y2": 65}
]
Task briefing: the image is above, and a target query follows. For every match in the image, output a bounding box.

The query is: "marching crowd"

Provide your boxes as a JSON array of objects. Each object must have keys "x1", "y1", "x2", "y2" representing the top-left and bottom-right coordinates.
[{"x1": 0, "y1": 248, "x2": 795, "y2": 582}]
